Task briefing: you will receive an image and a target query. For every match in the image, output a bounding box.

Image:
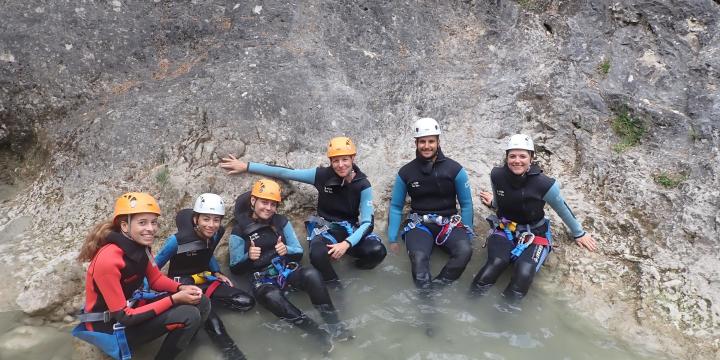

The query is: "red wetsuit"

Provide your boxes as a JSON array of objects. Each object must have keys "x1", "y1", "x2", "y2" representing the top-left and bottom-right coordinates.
[{"x1": 83, "y1": 231, "x2": 180, "y2": 333}]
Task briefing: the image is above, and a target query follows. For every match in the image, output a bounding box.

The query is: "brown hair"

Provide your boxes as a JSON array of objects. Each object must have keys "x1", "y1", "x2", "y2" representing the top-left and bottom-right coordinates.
[{"x1": 77, "y1": 219, "x2": 117, "y2": 262}]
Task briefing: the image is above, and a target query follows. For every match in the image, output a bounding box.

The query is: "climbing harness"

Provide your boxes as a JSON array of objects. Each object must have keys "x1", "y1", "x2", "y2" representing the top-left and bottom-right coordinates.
[
  {"x1": 252, "y1": 256, "x2": 299, "y2": 289},
  {"x1": 73, "y1": 289, "x2": 167, "y2": 360},
  {"x1": 305, "y1": 215, "x2": 355, "y2": 244},
  {"x1": 402, "y1": 213, "x2": 473, "y2": 245},
  {"x1": 486, "y1": 215, "x2": 552, "y2": 260}
]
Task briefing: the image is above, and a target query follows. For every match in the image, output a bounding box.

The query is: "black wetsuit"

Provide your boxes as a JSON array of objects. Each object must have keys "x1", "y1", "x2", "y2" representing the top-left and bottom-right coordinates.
[
  {"x1": 229, "y1": 192, "x2": 350, "y2": 348},
  {"x1": 158, "y1": 209, "x2": 254, "y2": 359},
  {"x1": 471, "y1": 164, "x2": 585, "y2": 300},
  {"x1": 388, "y1": 149, "x2": 475, "y2": 289}
]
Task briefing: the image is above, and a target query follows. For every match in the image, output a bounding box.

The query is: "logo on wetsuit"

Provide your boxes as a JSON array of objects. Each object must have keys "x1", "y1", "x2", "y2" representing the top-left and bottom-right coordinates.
[
  {"x1": 496, "y1": 190, "x2": 505, "y2": 197},
  {"x1": 410, "y1": 182, "x2": 420, "y2": 188},
  {"x1": 323, "y1": 186, "x2": 333, "y2": 194},
  {"x1": 249, "y1": 233, "x2": 260, "y2": 242}
]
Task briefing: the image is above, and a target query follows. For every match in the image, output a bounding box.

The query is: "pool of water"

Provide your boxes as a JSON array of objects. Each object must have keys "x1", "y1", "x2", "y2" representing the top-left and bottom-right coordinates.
[{"x1": 0, "y1": 244, "x2": 667, "y2": 360}]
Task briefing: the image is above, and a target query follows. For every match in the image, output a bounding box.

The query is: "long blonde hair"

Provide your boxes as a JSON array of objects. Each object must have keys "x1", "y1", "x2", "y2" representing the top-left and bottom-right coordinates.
[{"x1": 77, "y1": 219, "x2": 117, "y2": 262}]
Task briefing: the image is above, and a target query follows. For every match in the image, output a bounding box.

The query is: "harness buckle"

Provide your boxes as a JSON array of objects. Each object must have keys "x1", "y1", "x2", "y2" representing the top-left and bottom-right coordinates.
[
  {"x1": 112, "y1": 322, "x2": 125, "y2": 331},
  {"x1": 449, "y1": 214, "x2": 462, "y2": 226},
  {"x1": 518, "y1": 232, "x2": 535, "y2": 246}
]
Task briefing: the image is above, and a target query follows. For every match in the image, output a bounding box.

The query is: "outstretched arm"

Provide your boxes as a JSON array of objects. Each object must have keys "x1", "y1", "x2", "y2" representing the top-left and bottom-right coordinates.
[
  {"x1": 220, "y1": 155, "x2": 317, "y2": 184},
  {"x1": 544, "y1": 181, "x2": 597, "y2": 252}
]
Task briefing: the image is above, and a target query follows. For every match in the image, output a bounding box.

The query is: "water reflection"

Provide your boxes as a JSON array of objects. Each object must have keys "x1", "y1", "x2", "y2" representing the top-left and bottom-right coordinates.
[{"x1": 0, "y1": 251, "x2": 666, "y2": 359}]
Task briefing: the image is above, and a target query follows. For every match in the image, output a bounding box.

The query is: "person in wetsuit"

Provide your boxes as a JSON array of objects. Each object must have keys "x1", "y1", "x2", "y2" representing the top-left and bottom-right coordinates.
[
  {"x1": 74, "y1": 192, "x2": 210, "y2": 360},
  {"x1": 471, "y1": 134, "x2": 597, "y2": 300},
  {"x1": 155, "y1": 193, "x2": 255, "y2": 359},
  {"x1": 220, "y1": 136, "x2": 387, "y2": 284},
  {"x1": 387, "y1": 118, "x2": 475, "y2": 290},
  {"x1": 228, "y1": 179, "x2": 352, "y2": 354}
]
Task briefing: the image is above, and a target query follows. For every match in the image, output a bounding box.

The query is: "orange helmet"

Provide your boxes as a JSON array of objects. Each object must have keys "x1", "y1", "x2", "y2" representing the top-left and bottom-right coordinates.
[
  {"x1": 113, "y1": 192, "x2": 161, "y2": 222},
  {"x1": 251, "y1": 179, "x2": 281, "y2": 202},
  {"x1": 326, "y1": 136, "x2": 357, "y2": 158}
]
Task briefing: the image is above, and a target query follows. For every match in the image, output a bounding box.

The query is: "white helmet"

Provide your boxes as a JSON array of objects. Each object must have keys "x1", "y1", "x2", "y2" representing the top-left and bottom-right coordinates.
[
  {"x1": 193, "y1": 193, "x2": 225, "y2": 216},
  {"x1": 413, "y1": 117, "x2": 441, "y2": 138},
  {"x1": 505, "y1": 134, "x2": 535, "y2": 152}
]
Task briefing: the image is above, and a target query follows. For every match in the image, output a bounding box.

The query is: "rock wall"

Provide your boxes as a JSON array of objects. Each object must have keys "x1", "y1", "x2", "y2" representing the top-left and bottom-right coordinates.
[{"x1": 1, "y1": 0, "x2": 718, "y2": 358}]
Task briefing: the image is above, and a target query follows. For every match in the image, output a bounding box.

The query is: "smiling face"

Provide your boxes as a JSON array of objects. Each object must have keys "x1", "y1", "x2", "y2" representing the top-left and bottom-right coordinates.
[
  {"x1": 330, "y1": 155, "x2": 354, "y2": 178},
  {"x1": 415, "y1": 135, "x2": 439, "y2": 160},
  {"x1": 194, "y1": 213, "x2": 222, "y2": 239},
  {"x1": 120, "y1": 213, "x2": 159, "y2": 246},
  {"x1": 251, "y1": 196, "x2": 278, "y2": 221},
  {"x1": 506, "y1": 149, "x2": 533, "y2": 175}
]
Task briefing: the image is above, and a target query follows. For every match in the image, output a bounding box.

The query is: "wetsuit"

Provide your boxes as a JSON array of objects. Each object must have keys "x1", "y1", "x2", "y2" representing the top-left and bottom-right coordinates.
[
  {"x1": 388, "y1": 149, "x2": 474, "y2": 289},
  {"x1": 470, "y1": 164, "x2": 587, "y2": 299},
  {"x1": 243, "y1": 162, "x2": 387, "y2": 281},
  {"x1": 156, "y1": 209, "x2": 255, "y2": 359},
  {"x1": 81, "y1": 231, "x2": 210, "y2": 360},
  {"x1": 228, "y1": 192, "x2": 349, "y2": 347}
]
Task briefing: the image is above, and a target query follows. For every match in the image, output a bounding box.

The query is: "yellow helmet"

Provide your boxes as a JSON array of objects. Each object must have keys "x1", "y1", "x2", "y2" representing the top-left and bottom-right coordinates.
[
  {"x1": 113, "y1": 192, "x2": 161, "y2": 222},
  {"x1": 251, "y1": 179, "x2": 281, "y2": 202},
  {"x1": 326, "y1": 136, "x2": 357, "y2": 158}
]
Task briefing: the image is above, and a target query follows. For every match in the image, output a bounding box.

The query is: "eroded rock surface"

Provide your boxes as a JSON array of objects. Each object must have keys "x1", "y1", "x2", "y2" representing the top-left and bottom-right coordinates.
[{"x1": 1, "y1": 1, "x2": 718, "y2": 358}]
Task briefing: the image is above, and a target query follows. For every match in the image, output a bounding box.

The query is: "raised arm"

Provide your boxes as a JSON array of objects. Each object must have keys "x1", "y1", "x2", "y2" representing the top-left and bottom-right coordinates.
[{"x1": 220, "y1": 154, "x2": 317, "y2": 184}]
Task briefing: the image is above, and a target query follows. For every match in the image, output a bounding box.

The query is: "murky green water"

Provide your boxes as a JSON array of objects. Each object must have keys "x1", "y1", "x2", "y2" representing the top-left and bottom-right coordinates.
[{"x1": 0, "y1": 250, "x2": 668, "y2": 360}]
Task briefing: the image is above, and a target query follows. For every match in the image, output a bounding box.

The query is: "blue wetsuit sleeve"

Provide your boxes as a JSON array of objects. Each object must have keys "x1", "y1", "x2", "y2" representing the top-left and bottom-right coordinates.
[
  {"x1": 229, "y1": 234, "x2": 249, "y2": 267},
  {"x1": 543, "y1": 181, "x2": 586, "y2": 238},
  {"x1": 154, "y1": 234, "x2": 178, "y2": 270},
  {"x1": 455, "y1": 168, "x2": 474, "y2": 228},
  {"x1": 345, "y1": 187, "x2": 373, "y2": 246},
  {"x1": 208, "y1": 257, "x2": 221, "y2": 273},
  {"x1": 247, "y1": 162, "x2": 317, "y2": 185},
  {"x1": 207, "y1": 235, "x2": 221, "y2": 273},
  {"x1": 282, "y1": 222, "x2": 304, "y2": 256},
  {"x1": 387, "y1": 174, "x2": 407, "y2": 243}
]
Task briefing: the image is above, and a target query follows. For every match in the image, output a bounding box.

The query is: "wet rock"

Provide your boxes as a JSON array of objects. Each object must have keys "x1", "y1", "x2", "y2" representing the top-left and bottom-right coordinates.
[
  {"x1": 0, "y1": 0, "x2": 719, "y2": 359},
  {"x1": 15, "y1": 251, "x2": 84, "y2": 317}
]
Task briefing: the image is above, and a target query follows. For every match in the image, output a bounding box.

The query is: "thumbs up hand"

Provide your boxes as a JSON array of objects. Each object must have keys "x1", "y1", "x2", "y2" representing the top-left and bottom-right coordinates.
[
  {"x1": 275, "y1": 236, "x2": 288, "y2": 256},
  {"x1": 249, "y1": 240, "x2": 261, "y2": 260}
]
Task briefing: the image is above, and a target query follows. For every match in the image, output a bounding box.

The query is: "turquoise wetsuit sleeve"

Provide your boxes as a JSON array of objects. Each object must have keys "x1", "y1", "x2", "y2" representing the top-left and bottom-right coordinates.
[
  {"x1": 282, "y1": 222, "x2": 304, "y2": 256},
  {"x1": 455, "y1": 168, "x2": 474, "y2": 228},
  {"x1": 543, "y1": 181, "x2": 586, "y2": 238},
  {"x1": 229, "y1": 234, "x2": 248, "y2": 267},
  {"x1": 247, "y1": 162, "x2": 317, "y2": 185},
  {"x1": 154, "y1": 234, "x2": 178, "y2": 270},
  {"x1": 345, "y1": 187, "x2": 373, "y2": 246},
  {"x1": 207, "y1": 234, "x2": 221, "y2": 273},
  {"x1": 387, "y1": 174, "x2": 407, "y2": 243}
]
